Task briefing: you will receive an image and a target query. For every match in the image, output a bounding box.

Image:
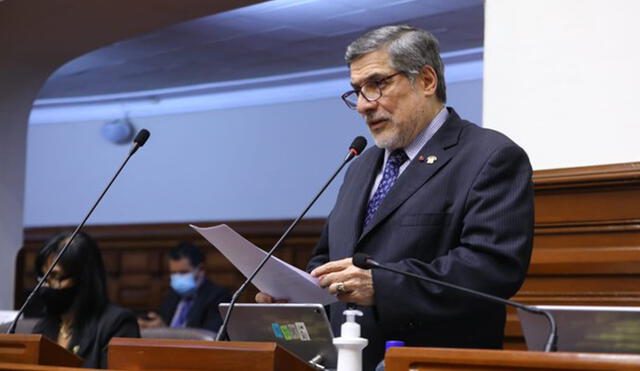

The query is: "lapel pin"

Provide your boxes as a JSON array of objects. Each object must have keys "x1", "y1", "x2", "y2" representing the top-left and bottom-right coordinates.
[
  {"x1": 418, "y1": 155, "x2": 425, "y2": 162},
  {"x1": 73, "y1": 345, "x2": 80, "y2": 354},
  {"x1": 426, "y1": 155, "x2": 437, "y2": 164}
]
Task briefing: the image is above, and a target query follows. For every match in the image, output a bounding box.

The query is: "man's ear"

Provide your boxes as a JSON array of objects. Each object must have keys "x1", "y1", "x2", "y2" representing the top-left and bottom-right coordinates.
[{"x1": 419, "y1": 65, "x2": 438, "y2": 98}]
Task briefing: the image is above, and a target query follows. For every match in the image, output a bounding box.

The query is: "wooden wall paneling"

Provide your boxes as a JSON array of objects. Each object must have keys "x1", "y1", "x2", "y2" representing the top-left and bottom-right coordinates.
[
  {"x1": 16, "y1": 221, "x2": 322, "y2": 312},
  {"x1": 504, "y1": 162, "x2": 640, "y2": 348}
]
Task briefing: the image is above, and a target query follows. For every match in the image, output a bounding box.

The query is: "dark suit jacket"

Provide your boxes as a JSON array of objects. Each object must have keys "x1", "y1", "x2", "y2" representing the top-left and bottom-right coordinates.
[
  {"x1": 308, "y1": 108, "x2": 534, "y2": 371},
  {"x1": 158, "y1": 278, "x2": 231, "y2": 332},
  {"x1": 33, "y1": 303, "x2": 140, "y2": 369}
]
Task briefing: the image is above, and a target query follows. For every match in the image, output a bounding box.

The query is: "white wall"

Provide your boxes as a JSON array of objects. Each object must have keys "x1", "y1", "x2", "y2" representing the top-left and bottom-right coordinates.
[
  {"x1": 24, "y1": 79, "x2": 483, "y2": 226},
  {"x1": 484, "y1": 0, "x2": 640, "y2": 170},
  {"x1": 448, "y1": 79, "x2": 483, "y2": 126},
  {"x1": 25, "y1": 98, "x2": 359, "y2": 226}
]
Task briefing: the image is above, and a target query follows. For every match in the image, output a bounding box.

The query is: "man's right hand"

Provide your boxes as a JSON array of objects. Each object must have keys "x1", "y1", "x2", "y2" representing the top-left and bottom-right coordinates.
[
  {"x1": 137, "y1": 311, "x2": 166, "y2": 328},
  {"x1": 255, "y1": 292, "x2": 289, "y2": 303}
]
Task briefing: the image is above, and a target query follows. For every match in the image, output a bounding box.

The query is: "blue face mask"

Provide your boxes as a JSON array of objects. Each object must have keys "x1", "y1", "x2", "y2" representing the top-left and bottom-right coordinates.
[{"x1": 170, "y1": 272, "x2": 197, "y2": 295}]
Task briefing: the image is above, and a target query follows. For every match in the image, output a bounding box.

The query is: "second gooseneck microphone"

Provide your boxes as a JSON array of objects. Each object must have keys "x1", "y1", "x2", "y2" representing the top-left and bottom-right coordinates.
[
  {"x1": 216, "y1": 136, "x2": 368, "y2": 341},
  {"x1": 7, "y1": 129, "x2": 150, "y2": 334},
  {"x1": 352, "y1": 253, "x2": 557, "y2": 352}
]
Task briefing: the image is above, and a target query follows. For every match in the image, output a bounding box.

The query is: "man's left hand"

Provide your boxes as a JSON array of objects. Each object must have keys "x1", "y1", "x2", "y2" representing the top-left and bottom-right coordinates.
[{"x1": 310, "y1": 257, "x2": 375, "y2": 306}]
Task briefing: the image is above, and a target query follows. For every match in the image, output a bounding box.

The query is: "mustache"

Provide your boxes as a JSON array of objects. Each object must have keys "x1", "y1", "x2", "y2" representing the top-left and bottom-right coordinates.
[{"x1": 365, "y1": 116, "x2": 389, "y2": 125}]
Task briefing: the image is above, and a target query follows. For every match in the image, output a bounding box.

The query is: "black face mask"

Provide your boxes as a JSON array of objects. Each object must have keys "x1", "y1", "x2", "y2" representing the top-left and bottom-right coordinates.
[{"x1": 40, "y1": 286, "x2": 78, "y2": 315}]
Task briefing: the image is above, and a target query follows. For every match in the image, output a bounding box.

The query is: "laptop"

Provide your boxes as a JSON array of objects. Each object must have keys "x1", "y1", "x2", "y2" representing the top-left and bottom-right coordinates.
[
  {"x1": 518, "y1": 305, "x2": 640, "y2": 353},
  {"x1": 219, "y1": 303, "x2": 337, "y2": 369}
]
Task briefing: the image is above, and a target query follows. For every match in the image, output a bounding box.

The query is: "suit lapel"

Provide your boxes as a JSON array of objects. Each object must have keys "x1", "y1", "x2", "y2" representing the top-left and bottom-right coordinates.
[{"x1": 358, "y1": 111, "x2": 464, "y2": 243}]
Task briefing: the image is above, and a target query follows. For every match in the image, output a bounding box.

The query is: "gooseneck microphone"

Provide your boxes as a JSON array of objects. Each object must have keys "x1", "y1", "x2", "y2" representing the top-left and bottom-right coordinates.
[
  {"x1": 216, "y1": 136, "x2": 368, "y2": 341},
  {"x1": 6, "y1": 129, "x2": 151, "y2": 334},
  {"x1": 129, "y1": 128, "x2": 150, "y2": 155},
  {"x1": 352, "y1": 253, "x2": 557, "y2": 352}
]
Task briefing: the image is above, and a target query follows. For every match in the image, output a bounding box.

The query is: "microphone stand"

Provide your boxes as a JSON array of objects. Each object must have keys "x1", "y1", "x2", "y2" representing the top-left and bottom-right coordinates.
[
  {"x1": 356, "y1": 256, "x2": 557, "y2": 352},
  {"x1": 216, "y1": 138, "x2": 366, "y2": 341},
  {"x1": 7, "y1": 130, "x2": 150, "y2": 334}
]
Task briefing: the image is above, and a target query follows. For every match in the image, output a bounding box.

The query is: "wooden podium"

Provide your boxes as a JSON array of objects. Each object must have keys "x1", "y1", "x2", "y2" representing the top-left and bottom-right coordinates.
[
  {"x1": 385, "y1": 347, "x2": 640, "y2": 371},
  {"x1": 0, "y1": 362, "x2": 93, "y2": 370},
  {"x1": 109, "y1": 337, "x2": 314, "y2": 371},
  {"x1": 0, "y1": 334, "x2": 82, "y2": 367}
]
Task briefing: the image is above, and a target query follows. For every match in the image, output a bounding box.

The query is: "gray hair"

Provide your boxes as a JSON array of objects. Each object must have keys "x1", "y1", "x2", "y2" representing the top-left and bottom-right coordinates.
[{"x1": 345, "y1": 24, "x2": 446, "y2": 102}]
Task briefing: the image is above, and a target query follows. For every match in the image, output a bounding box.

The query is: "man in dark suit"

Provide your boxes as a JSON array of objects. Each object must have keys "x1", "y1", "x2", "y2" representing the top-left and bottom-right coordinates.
[
  {"x1": 259, "y1": 24, "x2": 533, "y2": 370},
  {"x1": 138, "y1": 242, "x2": 231, "y2": 332}
]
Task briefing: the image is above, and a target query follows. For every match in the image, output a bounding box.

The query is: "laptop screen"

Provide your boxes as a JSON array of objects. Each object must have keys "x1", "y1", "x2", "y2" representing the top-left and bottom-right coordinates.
[
  {"x1": 518, "y1": 305, "x2": 640, "y2": 353},
  {"x1": 219, "y1": 303, "x2": 337, "y2": 368}
]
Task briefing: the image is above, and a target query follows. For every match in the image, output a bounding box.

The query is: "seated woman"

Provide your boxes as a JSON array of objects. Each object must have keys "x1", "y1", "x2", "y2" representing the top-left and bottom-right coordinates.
[{"x1": 32, "y1": 231, "x2": 139, "y2": 368}]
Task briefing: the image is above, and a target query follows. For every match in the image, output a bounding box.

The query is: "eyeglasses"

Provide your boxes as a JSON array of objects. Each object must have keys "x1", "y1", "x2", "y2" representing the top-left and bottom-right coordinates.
[{"x1": 341, "y1": 72, "x2": 403, "y2": 110}]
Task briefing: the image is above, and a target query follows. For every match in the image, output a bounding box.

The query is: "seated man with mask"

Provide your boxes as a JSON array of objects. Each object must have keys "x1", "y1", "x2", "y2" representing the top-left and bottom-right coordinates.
[{"x1": 138, "y1": 242, "x2": 231, "y2": 331}]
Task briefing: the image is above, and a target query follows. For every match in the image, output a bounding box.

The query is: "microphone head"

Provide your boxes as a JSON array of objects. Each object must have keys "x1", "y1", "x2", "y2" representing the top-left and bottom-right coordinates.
[
  {"x1": 134, "y1": 129, "x2": 150, "y2": 147},
  {"x1": 352, "y1": 253, "x2": 373, "y2": 269},
  {"x1": 349, "y1": 136, "x2": 367, "y2": 155}
]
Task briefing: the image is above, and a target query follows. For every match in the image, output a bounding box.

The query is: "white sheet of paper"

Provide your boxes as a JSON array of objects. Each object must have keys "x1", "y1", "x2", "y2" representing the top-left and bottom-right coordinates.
[{"x1": 191, "y1": 224, "x2": 337, "y2": 305}]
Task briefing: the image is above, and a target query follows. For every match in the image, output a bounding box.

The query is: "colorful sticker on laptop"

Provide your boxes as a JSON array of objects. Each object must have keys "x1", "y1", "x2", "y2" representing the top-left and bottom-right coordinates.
[
  {"x1": 287, "y1": 323, "x2": 300, "y2": 339},
  {"x1": 295, "y1": 322, "x2": 311, "y2": 341},
  {"x1": 280, "y1": 324, "x2": 292, "y2": 340},
  {"x1": 271, "y1": 323, "x2": 284, "y2": 338}
]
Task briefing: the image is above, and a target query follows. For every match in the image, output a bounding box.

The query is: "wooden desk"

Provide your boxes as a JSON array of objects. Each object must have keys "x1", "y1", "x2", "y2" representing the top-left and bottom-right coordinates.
[
  {"x1": 0, "y1": 334, "x2": 82, "y2": 367},
  {"x1": 109, "y1": 337, "x2": 314, "y2": 371},
  {"x1": 385, "y1": 347, "x2": 640, "y2": 371},
  {"x1": 0, "y1": 362, "x2": 104, "y2": 370}
]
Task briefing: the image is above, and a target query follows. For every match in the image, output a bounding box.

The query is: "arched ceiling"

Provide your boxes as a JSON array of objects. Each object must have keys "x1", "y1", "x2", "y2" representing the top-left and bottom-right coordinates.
[{"x1": 36, "y1": 0, "x2": 484, "y2": 100}]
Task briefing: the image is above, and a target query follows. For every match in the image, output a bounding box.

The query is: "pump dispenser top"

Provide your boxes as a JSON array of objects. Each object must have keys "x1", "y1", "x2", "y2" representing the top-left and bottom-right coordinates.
[
  {"x1": 341, "y1": 309, "x2": 363, "y2": 337},
  {"x1": 333, "y1": 309, "x2": 368, "y2": 371}
]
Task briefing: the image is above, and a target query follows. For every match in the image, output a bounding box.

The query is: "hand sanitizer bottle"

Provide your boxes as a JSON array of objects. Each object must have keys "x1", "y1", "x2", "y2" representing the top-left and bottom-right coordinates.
[{"x1": 333, "y1": 309, "x2": 368, "y2": 371}]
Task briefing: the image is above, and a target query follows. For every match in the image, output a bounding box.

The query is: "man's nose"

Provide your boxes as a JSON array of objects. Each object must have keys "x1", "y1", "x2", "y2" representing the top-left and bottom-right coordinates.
[{"x1": 356, "y1": 94, "x2": 377, "y2": 114}]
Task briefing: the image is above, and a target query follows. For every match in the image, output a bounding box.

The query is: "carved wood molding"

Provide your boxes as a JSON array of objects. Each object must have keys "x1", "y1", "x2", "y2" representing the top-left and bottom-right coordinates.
[
  {"x1": 533, "y1": 162, "x2": 640, "y2": 189},
  {"x1": 23, "y1": 219, "x2": 325, "y2": 246}
]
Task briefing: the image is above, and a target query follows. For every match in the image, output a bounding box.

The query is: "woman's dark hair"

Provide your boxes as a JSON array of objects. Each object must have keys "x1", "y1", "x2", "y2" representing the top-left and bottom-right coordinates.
[{"x1": 35, "y1": 231, "x2": 109, "y2": 326}]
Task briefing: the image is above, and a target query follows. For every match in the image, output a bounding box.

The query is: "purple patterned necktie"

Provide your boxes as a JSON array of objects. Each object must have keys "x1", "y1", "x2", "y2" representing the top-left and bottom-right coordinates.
[
  {"x1": 171, "y1": 297, "x2": 194, "y2": 328},
  {"x1": 364, "y1": 149, "x2": 409, "y2": 226}
]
